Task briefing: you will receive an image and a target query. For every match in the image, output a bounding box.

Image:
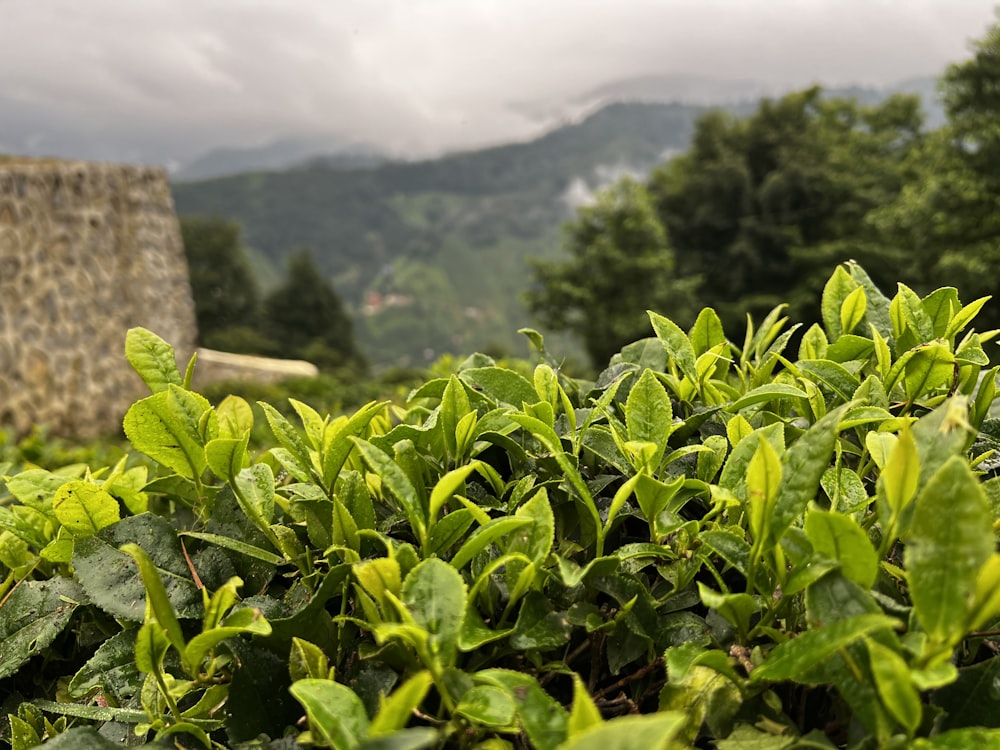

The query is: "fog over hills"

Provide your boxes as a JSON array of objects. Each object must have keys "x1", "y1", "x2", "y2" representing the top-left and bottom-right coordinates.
[{"x1": 1, "y1": 0, "x2": 989, "y2": 174}]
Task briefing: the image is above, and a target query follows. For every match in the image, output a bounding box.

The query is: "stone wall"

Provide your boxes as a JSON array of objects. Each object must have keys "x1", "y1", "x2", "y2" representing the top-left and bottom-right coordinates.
[{"x1": 0, "y1": 158, "x2": 198, "y2": 438}]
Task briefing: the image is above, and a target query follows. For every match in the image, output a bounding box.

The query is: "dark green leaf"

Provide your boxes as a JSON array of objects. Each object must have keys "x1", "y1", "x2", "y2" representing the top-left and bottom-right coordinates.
[
  {"x1": 510, "y1": 591, "x2": 571, "y2": 650},
  {"x1": 74, "y1": 514, "x2": 202, "y2": 623},
  {"x1": 0, "y1": 577, "x2": 86, "y2": 679}
]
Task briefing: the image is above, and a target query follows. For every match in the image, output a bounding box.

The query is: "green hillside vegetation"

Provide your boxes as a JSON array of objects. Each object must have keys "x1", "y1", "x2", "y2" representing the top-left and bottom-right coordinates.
[{"x1": 172, "y1": 81, "x2": 943, "y2": 370}]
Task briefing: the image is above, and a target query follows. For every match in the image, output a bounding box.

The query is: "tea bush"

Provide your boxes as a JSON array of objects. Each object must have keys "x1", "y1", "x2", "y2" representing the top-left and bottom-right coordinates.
[{"x1": 3, "y1": 262, "x2": 1000, "y2": 749}]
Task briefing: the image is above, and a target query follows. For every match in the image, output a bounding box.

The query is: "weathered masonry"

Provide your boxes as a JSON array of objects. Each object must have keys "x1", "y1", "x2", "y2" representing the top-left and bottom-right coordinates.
[{"x1": 0, "y1": 158, "x2": 198, "y2": 438}]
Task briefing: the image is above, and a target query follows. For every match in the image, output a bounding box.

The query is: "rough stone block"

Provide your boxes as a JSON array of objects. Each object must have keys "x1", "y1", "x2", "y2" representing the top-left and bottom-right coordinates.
[{"x1": 0, "y1": 157, "x2": 198, "y2": 438}]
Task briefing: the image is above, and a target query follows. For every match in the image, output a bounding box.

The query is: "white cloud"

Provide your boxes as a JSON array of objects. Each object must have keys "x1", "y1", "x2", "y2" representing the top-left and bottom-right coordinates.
[{"x1": 0, "y1": 0, "x2": 994, "y2": 164}]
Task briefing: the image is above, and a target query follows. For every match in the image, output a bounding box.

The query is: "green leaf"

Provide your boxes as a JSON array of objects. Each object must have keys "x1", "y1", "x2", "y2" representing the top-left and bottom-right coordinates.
[
  {"x1": 134, "y1": 618, "x2": 170, "y2": 674},
  {"x1": 913, "y1": 729, "x2": 1000, "y2": 749},
  {"x1": 648, "y1": 310, "x2": 698, "y2": 383},
  {"x1": 289, "y1": 637, "x2": 331, "y2": 682},
  {"x1": 700, "y1": 530, "x2": 751, "y2": 578},
  {"x1": 455, "y1": 685, "x2": 517, "y2": 727},
  {"x1": 511, "y1": 591, "x2": 571, "y2": 650},
  {"x1": 355, "y1": 557, "x2": 402, "y2": 614},
  {"x1": 720, "y1": 422, "x2": 784, "y2": 502},
  {"x1": 555, "y1": 712, "x2": 687, "y2": 750},
  {"x1": 234, "y1": 463, "x2": 276, "y2": 529},
  {"x1": 427, "y1": 508, "x2": 475, "y2": 556},
  {"x1": 369, "y1": 671, "x2": 433, "y2": 735},
  {"x1": 429, "y1": 463, "x2": 480, "y2": 522},
  {"x1": 689, "y1": 307, "x2": 727, "y2": 356},
  {"x1": 23, "y1": 727, "x2": 126, "y2": 750},
  {"x1": 728, "y1": 383, "x2": 809, "y2": 412},
  {"x1": 507, "y1": 488, "x2": 554, "y2": 566},
  {"x1": 450, "y1": 516, "x2": 532, "y2": 570},
  {"x1": 751, "y1": 614, "x2": 899, "y2": 683},
  {"x1": 402, "y1": 558, "x2": 467, "y2": 666},
  {"x1": 476, "y1": 669, "x2": 569, "y2": 750},
  {"x1": 746, "y1": 437, "x2": 781, "y2": 543},
  {"x1": 440, "y1": 374, "x2": 472, "y2": 459},
  {"x1": 799, "y1": 322, "x2": 829, "y2": 360},
  {"x1": 625, "y1": 369, "x2": 673, "y2": 468},
  {"x1": 902, "y1": 342, "x2": 956, "y2": 402},
  {"x1": 867, "y1": 638, "x2": 922, "y2": 734},
  {"x1": 180, "y1": 531, "x2": 284, "y2": 565},
  {"x1": 923, "y1": 287, "x2": 960, "y2": 339},
  {"x1": 5, "y1": 468, "x2": 73, "y2": 507},
  {"x1": 184, "y1": 606, "x2": 271, "y2": 669},
  {"x1": 318, "y1": 402, "x2": 387, "y2": 490},
  {"x1": 290, "y1": 679, "x2": 370, "y2": 750},
  {"x1": 932, "y1": 656, "x2": 1000, "y2": 731},
  {"x1": 205, "y1": 434, "x2": 250, "y2": 483},
  {"x1": 849, "y1": 261, "x2": 893, "y2": 340},
  {"x1": 825, "y1": 334, "x2": 875, "y2": 364},
  {"x1": 698, "y1": 583, "x2": 757, "y2": 639},
  {"x1": 120, "y1": 542, "x2": 187, "y2": 658},
  {"x1": 567, "y1": 674, "x2": 602, "y2": 738},
  {"x1": 52, "y1": 481, "x2": 120, "y2": 536},
  {"x1": 892, "y1": 283, "x2": 934, "y2": 343},
  {"x1": 821, "y1": 265, "x2": 858, "y2": 340},
  {"x1": 770, "y1": 407, "x2": 845, "y2": 543},
  {"x1": 353, "y1": 439, "x2": 427, "y2": 540},
  {"x1": 459, "y1": 367, "x2": 537, "y2": 407},
  {"x1": 125, "y1": 327, "x2": 183, "y2": 394},
  {"x1": 865, "y1": 432, "x2": 897, "y2": 471},
  {"x1": 74, "y1": 514, "x2": 202, "y2": 622},
  {"x1": 905, "y1": 455, "x2": 993, "y2": 644},
  {"x1": 258, "y1": 401, "x2": 316, "y2": 481},
  {"x1": 880, "y1": 425, "x2": 919, "y2": 518},
  {"x1": 0, "y1": 577, "x2": 86, "y2": 679},
  {"x1": 840, "y1": 286, "x2": 867, "y2": 335},
  {"x1": 945, "y1": 295, "x2": 992, "y2": 339},
  {"x1": 216, "y1": 394, "x2": 254, "y2": 439},
  {"x1": 68, "y1": 628, "x2": 142, "y2": 701},
  {"x1": 713, "y1": 725, "x2": 796, "y2": 749},
  {"x1": 804, "y1": 510, "x2": 878, "y2": 589},
  {"x1": 797, "y1": 360, "x2": 860, "y2": 403},
  {"x1": 123, "y1": 385, "x2": 211, "y2": 480}
]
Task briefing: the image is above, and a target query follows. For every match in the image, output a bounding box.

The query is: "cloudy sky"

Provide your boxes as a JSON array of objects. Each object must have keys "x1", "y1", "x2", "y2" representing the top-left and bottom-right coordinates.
[{"x1": 0, "y1": 0, "x2": 995, "y2": 167}]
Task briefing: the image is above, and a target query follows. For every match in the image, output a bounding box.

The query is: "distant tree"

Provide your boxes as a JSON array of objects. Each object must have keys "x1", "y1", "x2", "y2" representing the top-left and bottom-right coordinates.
[
  {"x1": 527, "y1": 177, "x2": 699, "y2": 366},
  {"x1": 649, "y1": 87, "x2": 924, "y2": 330},
  {"x1": 263, "y1": 250, "x2": 366, "y2": 372},
  {"x1": 871, "y1": 13, "x2": 1000, "y2": 332},
  {"x1": 180, "y1": 216, "x2": 262, "y2": 349}
]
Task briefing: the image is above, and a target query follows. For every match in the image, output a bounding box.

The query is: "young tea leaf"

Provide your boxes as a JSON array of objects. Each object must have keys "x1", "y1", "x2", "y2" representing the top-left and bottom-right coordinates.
[
  {"x1": 290, "y1": 679, "x2": 370, "y2": 750},
  {"x1": 124, "y1": 327, "x2": 183, "y2": 394},
  {"x1": 52, "y1": 481, "x2": 120, "y2": 536}
]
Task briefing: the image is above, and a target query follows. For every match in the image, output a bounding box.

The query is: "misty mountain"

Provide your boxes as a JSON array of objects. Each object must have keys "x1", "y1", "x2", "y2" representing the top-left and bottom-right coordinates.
[
  {"x1": 547, "y1": 73, "x2": 945, "y2": 129},
  {"x1": 172, "y1": 136, "x2": 387, "y2": 181},
  {"x1": 171, "y1": 78, "x2": 948, "y2": 367},
  {"x1": 172, "y1": 100, "x2": 720, "y2": 366}
]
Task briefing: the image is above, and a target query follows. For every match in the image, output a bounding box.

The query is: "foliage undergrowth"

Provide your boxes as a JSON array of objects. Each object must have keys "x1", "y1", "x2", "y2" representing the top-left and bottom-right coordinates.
[{"x1": 4, "y1": 262, "x2": 1000, "y2": 749}]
